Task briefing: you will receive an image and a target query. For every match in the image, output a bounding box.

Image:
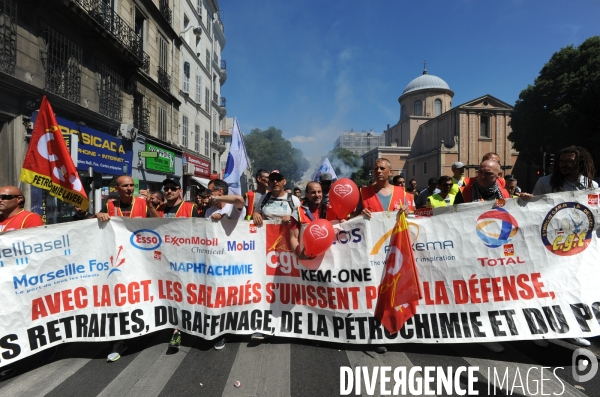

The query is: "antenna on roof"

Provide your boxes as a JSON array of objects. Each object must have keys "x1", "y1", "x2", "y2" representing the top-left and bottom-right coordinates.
[{"x1": 423, "y1": 60, "x2": 427, "y2": 75}]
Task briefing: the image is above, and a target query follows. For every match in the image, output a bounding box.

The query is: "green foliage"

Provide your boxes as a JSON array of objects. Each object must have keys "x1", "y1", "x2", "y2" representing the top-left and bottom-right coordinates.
[
  {"x1": 244, "y1": 126, "x2": 310, "y2": 184},
  {"x1": 509, "y1": 36, "x2": 600, "y2": 166}
]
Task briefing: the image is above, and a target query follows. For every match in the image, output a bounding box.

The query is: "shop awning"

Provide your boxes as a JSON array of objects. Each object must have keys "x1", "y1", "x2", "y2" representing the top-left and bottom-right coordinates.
[{"x1": 190, "y1": 176, "x2": 211, "y2": 188}]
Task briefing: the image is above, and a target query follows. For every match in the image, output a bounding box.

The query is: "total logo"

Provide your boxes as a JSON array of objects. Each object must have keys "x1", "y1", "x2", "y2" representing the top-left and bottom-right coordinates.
[
  {"x1": 227, "y1": 240, "x2": 256, "y2": 251},
  {"x1": 476, "y1": 208, "x2": 519, "y2": 248},
  {"x1": 541, "y1": 202, "x2": 594, "y2": 256}
]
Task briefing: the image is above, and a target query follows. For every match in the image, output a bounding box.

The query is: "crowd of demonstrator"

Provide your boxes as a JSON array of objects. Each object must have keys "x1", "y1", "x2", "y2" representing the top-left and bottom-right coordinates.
[{"x1": 0, "y1": 145, "x2": 596, "y2": 379}]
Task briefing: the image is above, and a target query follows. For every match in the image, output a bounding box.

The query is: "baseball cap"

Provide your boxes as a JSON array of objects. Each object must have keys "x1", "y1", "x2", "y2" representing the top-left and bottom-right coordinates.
[
  {"x1": 162, "y1": 178, "x2": 181, "y2": 188},
  {"x1": 319, "y1": 172, "x2": 333, "y2": 182},
  {"x1": 269, "y1": 170, "x2": 285, "y2": 180},
  {"x1": 451, "y1": 162, "x2": 465, "y2": 169}
]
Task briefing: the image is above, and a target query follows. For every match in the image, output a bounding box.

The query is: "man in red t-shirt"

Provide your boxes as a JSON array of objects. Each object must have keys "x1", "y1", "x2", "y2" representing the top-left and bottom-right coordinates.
[
  {"x1": 290, "y1": 181, "x2": 325, "y2": 260},
  {"x1": 0, "y1": 186, "x2": 44, "y2": 380},
  {"x1": 0, "y1": 186, "x2": 43, "y2": 232}
]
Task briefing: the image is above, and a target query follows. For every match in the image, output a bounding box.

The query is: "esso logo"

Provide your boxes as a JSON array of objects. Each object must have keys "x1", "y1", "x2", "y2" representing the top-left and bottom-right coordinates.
[
  {"x1": 130, "y1": 229, "x2": 162, "y2": 250},
  {"x1": 266, "y1": 250, "x2": 301, "y2": 277}
]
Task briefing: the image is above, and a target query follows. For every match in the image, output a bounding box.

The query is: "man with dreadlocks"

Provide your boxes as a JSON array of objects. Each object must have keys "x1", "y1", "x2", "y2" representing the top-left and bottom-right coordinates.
[
  {"x1": 531, "y1": 146, "x2": 597, "y2": 348},
  {"x1": 533, "y1": 146, "x2": 598, "y2": 195}
]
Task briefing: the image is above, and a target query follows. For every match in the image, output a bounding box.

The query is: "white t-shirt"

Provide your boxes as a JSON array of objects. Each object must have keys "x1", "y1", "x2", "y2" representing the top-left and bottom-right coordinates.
[
  {"x1": 257, "y1": 193, "x2": 301, "y2": 219},
  {"x1": 204, "y1": 203, "x2": 246, "y2": 220},
  {"x1": 533, "y1": 175, "x2": 598, "y2": 195}
]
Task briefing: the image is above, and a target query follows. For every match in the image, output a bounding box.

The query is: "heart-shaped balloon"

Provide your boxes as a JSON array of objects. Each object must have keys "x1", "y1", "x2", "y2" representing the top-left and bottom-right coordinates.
[
  {"x1": 329, "y1": 178, "x2": 360, "y2": 219},
  {"x1": 303, "y1": 219, "x2": 335, "y2": 256}
]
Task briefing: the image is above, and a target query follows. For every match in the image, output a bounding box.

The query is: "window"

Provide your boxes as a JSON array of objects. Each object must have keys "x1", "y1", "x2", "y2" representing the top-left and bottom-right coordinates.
[
  {"x1": 195, "y1": 75, "x2": 202, "y2": 103},
  {"x1": 45, "y1": 27, "x2": 82, "y2": 104},
  {"x1": 183, "y1": 62, "x2": 190, "y2": 93},
  {"x1": 133, "y1": 89, "x2": 150, "y2": 133},
  {"x1": 423, "y1": 162, "x2": 427, "y2": 175},
  {"x1": 206, "y1": 10, "x2": 212, "y2": 34},
  {"x1": 197, "y1": 0, "x2": 202, "y2": 15},
  {"x1": 182, "y1": 115, "x2": 189, "y2": 147},
  {"x1": 413, "y1": 164, "x2": 415, "y2": 176},
  {"x1": 414, "y1": 100, "x2": 422, "y2": 116},
  {"x1": 480, "y1": 115, "x2": 490, "y2": 138},
  {"x1": 158, "y1": 36, "x2": 170, "y2": 90},
  {"x1": 204, "y1": 130, "x2": 209, "y2": 155},
  {"x1": 194, "y1": 125, "x2": 200, "y2": 152},
  {"x1": 158, "y1": 105, "x2": 167, "y2": 141},
  {"x1": 400, "y1": 104, "x2": 406, "y2": 120},
  {"x1": 434, "y1": 99, "x2": 442, "y2": 116},
  {"x1": 205, "y1": 88, "x2": 210, "y2": 110},
  {"x1": 0, "y1": 0, "x2": 17, "y2": 75},
  {"x1": 99, "y1": 64, "x2": 123, "y2": 121},
  {"x1": 206, "y1": 50, "x2": 210, "y2": 68}
]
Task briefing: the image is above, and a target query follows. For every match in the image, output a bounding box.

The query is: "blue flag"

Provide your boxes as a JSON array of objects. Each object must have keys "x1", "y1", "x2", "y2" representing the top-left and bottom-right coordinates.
[
  {"x1": 223, "y1": 118, "x2": 249, "y2": 195},
  {"x1": 312, "y1": 157, "x2": 338, "y2": 181}
]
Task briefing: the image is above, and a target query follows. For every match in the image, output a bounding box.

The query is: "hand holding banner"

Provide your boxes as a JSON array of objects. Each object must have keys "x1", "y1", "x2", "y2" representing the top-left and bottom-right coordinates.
[{"x1": 20, "y1": 96, "x2": 89, "y2": 210}]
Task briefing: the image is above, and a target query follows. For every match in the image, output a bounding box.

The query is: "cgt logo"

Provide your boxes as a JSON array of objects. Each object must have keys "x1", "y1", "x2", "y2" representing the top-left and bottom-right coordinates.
[
  {"x1": 476, "y1": 208, "x2": 519, "y2": 248},
  {"x1": 130, "y1": 229, "x2": 162, "y2": 251},
  {"x1": 265, "y1": 224, "x2": 300, "y2": 277},
  {"x1": 541, "y1": 202, "x2": 594, "y2": 256}
]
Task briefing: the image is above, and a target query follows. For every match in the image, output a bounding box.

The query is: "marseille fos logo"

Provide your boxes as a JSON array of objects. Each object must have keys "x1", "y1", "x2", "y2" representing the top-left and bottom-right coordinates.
[
  {"x1": 541, "y1": 202, "x2": 594, "y2": 256},
  {"x1": 476, "y1": 208, "x2": 519, "y2": 248}
]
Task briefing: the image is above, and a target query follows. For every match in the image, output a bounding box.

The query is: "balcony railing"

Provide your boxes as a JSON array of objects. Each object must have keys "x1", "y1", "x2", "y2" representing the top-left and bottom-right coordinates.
[
  {"x1": 72, "y1": 0, "x2": 146, "y2": 64},
  {"x1": 0, "y1": 0, "x2": 17, "y2": 76},
  {"x1": 219, "y1": 97, "x2": 226, "y2": 108},
  {"x1": 213, "y1": 92, "x2": 218, "y2": 103},
  {"x1": 220, "y1": 59, "x2": 226, "y2": 70},
  {"x1": 159, "y1": 0, "x2": 172, "y2": 25},
  {"x1": 158, "y1": 66, "x2": 170, "y2": 91}
]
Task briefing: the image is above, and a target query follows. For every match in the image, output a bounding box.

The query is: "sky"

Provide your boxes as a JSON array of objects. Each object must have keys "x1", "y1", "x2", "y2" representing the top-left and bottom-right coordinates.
[{"x1": 218, "y1": 0, "x2": 600, "y2": 173}]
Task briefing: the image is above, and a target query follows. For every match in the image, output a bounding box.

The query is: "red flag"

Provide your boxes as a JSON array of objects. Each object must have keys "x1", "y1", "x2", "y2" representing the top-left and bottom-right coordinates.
[
  {"x1": 374, "y1": 212, "x2": 420, "y2": 334},
  {"x1": 20, "y1": 96, "x2": 89, "y2": 210}
]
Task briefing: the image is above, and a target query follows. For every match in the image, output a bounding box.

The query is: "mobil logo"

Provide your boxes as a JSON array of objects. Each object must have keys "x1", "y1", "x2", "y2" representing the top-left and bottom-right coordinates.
[
  {"x1": 130, "y1": 229, "x2": 162, "y2": 251},
  {"x1": 332, "y1": 227, "x2": 363, "y2": 245},
  {"x1": 476, "y1": 208, "x2": 519, "y2": 248},
  {"x1": 227, "y1": 240, "x2": 256, "y2": 251}
]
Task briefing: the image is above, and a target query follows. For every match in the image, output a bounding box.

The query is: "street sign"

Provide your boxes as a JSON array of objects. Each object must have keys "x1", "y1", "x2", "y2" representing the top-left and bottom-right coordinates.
[{"x1": 139, "y1": 151, "x2": 158, "y2": 158}]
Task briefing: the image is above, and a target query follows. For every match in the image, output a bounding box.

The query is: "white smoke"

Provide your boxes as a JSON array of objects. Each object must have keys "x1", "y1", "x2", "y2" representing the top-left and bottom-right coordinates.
[{"x1": 327, "y1": 154, "x2": 364, "y2": 179}]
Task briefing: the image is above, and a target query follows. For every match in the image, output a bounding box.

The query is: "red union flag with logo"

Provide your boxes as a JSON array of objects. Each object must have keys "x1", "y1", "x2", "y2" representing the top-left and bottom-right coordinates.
[
  {"x1": 20, "y1": 96, "x2": 89, "y2": 210},
  {"x1": 375, "y1": 212, "x2": 421, "y2": 334}
]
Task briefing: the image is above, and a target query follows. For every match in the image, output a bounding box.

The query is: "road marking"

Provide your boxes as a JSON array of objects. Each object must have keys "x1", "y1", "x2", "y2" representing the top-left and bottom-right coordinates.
[{"x1": 222, "y1": 342, "x2": 291, "y2": 397}]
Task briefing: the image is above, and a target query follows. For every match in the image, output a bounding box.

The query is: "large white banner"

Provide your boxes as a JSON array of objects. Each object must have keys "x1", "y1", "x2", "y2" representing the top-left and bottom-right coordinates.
[{"x1": 1, "y1": 190, "x2": 600, "y2": 364}]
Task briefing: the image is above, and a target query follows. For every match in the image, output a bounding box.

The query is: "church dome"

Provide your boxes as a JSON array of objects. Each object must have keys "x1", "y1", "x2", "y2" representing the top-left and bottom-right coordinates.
[{"x1": 402, "y1": 73, "x2": 451, "y2": 95}]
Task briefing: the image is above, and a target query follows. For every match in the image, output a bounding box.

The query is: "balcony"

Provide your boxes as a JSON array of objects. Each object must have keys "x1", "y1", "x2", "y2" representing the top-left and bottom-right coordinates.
[
  {"x1": 158, "y1": 0, "x2": 172, "y2": 25},
  {"x1": 213, "y1": 92, "x2": 218, "y2": 104},
  {"x1": 141, "y1": 52, "x2": 150, "y2": 74},
  {"x1": 210, "y1": 133, "x2": 226, "y2": 154},
  {"x1": 218, "y1": 97, "x2": 226, "y2": 116},
  {"x1": 158, "y1": 66, "x2": 170, "y2": 91},
  {"x1": 218, "y1": 59, "x2": 227, "y2": 83},
  {"x1": 70, "y1": 0, "x2": 147, "y2": 66}
]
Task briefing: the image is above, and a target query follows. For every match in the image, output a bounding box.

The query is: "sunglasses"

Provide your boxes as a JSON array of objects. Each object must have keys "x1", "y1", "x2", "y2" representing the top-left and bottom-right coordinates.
[
  {"x1": 442, "y1": 183, "x2": 453, "y2": 187},
  {"x1": 0, "y1": 194, "x2": 20, "y2": 200},
  {"x1": 163, "y1": 186, "x2": 180, "y2": 192}
]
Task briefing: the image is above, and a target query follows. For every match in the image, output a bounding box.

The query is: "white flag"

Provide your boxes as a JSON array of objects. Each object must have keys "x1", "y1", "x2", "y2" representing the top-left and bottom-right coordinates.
[
  {"x1": 223, "y1": 118, "x2": 249, "y2": 195},
  {"x1": 312, "y1": 157, "x2": 338, "y2": 181}
]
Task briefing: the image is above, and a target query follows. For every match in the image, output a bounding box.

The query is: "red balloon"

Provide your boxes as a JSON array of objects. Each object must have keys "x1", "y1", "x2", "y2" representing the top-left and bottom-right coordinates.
[
  {"x1": 302, "y1": 219, "x2": 335, "y2": 257},
  {"x1": 329, "y1": 178, "x2": 360, "y2": 219}
]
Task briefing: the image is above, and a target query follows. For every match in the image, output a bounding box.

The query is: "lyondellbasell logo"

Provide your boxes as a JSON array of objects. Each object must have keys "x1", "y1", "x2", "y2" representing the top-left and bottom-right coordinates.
[
  {"x1": 588, "y1": 194, "x2": 599, "y2": 206},
  {"x1": 340, "y1": 366, "x2": 480, "y2": 395},
  {"x1": 573, "y1": 348, "x2": 598, "y2": 383},
  {"x1": 541, "y1": 202, "x2": 594, "y2": 256}
]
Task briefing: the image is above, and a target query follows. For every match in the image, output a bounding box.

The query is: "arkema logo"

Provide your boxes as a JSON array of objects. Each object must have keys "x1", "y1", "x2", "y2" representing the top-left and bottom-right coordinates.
[{"x1": 227, "y1": 240, "x2": 256, "y2": 251}]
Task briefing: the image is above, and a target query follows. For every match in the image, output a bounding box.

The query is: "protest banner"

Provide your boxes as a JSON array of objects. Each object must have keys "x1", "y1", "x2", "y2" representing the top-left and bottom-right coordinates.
[{"x1": 1, "y1": 190, "x2": 600, "y2": 365}]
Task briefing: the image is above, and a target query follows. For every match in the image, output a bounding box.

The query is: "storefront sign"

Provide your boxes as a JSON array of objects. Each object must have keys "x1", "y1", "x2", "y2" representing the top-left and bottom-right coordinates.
[
  {"x1": 144, "y1": 143, "x2": 175, "y2": 173},
  {"x1": 31, "y1": 112, "x2": 133, "y2": 176},
  {"x1": 183, "y1": 152, "x2": 210, "y2": 177}
]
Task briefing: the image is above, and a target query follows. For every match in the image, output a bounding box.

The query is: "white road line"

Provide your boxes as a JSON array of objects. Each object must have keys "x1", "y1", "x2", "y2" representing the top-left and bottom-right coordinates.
[{"x1": 222, "y1": 342, "x2": 291, "y2": 397}]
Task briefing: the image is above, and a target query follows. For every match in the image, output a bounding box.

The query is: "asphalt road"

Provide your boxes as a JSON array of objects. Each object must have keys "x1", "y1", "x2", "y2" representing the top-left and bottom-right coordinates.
[{"x1": 1, "y1": 331, "x2": 599, "y2": 397}]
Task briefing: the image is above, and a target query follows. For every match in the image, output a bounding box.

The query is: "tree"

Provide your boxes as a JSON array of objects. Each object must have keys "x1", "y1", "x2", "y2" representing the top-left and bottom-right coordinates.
[
  {"x1": 244, "y1": 126, "x2": 310, "y2": 185},
  {"x1": 317, "y1": 147, "x2": 370, "y2": 186},
  {"x1": 509, "y1": 36, "x2": 600, "y2": 168}
]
